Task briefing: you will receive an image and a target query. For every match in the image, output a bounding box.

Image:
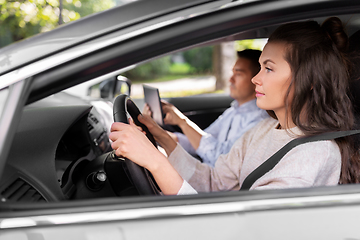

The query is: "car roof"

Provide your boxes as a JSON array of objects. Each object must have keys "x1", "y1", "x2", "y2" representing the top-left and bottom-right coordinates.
[{"x1": 0, "y1": 0, "x2": 235, "y2": 76}]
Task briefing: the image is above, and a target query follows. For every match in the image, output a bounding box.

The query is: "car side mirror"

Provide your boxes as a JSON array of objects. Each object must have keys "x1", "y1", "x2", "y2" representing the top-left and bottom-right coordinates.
[
  {"x1": 98, "y1": 75, "x2": 132, "y2": 100},
  {"x1": 115, "y1": 75, "x2": 132, "y2": 97}
]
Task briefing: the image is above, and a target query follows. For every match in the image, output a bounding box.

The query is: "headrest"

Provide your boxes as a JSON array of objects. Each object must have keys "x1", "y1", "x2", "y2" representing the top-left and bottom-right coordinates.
[{"x1": 348, "y1": 30, "x2": 360, "y2": 116}]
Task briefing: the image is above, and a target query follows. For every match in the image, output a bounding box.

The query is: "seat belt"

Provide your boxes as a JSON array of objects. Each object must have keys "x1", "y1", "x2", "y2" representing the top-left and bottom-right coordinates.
[{"x1": 240, "y1": 130, "x2": 360, "y2": 190}]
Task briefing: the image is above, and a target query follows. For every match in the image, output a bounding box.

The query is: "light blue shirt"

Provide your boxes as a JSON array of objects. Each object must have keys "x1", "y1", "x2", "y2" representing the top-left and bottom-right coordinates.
[{"x1": 175, "y1": 99, "x2": 269, "y2": 166}]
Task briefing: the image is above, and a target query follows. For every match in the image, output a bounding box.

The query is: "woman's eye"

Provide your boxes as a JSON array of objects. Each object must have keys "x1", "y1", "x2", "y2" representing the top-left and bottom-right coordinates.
[{"x1": 265, "y1": 67, "x2": 272, "y2": 73}]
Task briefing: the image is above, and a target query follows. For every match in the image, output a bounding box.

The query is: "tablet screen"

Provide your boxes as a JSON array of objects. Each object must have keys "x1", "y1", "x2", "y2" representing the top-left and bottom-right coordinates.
[{"x1": 143, "y1": 85, "x2": 164, "y2": 126}]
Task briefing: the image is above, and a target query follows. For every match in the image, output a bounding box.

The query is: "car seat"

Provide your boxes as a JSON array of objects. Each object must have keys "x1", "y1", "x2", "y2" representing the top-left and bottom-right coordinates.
[{"x1": 348, "y1": 30, "x2": 360, "y2": 146}]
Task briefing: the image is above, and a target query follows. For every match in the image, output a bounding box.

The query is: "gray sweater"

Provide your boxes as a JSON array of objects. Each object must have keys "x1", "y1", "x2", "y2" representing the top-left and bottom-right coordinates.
[{"x1": 169, "y1": 118, "x2": 341, "y2": 194}]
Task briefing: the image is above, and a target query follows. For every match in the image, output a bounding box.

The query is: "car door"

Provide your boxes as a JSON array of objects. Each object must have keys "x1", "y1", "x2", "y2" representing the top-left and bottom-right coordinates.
[{"x1": 2, "y1": 186, "x2": 360, "y2": 240}]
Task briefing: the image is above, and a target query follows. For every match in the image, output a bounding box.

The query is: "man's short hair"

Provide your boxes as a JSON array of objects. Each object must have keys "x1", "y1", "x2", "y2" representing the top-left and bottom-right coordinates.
[{"x1": 237, "y1": 49, "x2": 262, "y2": 76}]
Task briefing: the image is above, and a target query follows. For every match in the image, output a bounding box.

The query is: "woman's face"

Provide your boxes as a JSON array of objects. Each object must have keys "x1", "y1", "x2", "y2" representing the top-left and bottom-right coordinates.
[{"x1": 252, "y1": 42, "x2": 293, "y2": 120}]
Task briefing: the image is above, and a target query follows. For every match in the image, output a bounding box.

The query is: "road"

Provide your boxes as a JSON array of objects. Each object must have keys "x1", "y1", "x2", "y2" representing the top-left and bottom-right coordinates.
[{"x1": 131, "y1": 75, "x2": 216, "y2": 97}]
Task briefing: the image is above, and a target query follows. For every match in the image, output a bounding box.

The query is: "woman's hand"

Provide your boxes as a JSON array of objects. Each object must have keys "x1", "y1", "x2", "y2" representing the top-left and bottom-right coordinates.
[
  {"x1": 162, "y1": 101, "x2": 187, "y2": 126},
  {"x1": 109, "y1": 119, "x2": 184, "y2": 195},
  {"x1": 137, "y1": 114, "x2": 165, "y2": 140},
  {"x1": 142, "y1": 103, "x2": 152, "y2": 117},
  {"x1": 109, "y1": 121, "x2": 164, "y2": 170}
]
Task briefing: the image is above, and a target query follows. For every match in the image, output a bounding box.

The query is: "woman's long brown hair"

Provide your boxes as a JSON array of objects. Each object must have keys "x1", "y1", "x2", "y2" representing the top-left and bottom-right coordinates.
[{"x1": 268, "y1": 17, "x2": 360, "y2": 184}]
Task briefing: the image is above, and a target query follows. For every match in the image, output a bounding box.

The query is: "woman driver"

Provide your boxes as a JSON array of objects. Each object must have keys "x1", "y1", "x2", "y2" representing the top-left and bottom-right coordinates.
[{"x1": 109, "y1": 17, "x2": 360, "y2": 195}]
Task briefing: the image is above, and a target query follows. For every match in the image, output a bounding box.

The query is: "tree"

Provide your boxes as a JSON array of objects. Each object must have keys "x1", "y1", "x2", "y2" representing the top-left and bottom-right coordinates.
[
  {"x1": 212, "y1": 42, "x2": 236, "y2": 91},
  {"x1": 235, "y1": 39, "x2": 267, "y2": 51},
  {"x1": 183, "y1": 46, "x2": 213, "y2": 74},
  {"x1": 123, "y1": 56, "x2": 172, "y2": 81},
  {"x1": 213, "y1": 39, "x2": 267, "y2": 91},
  {"x1": 0, "y1": 0, "x2": 115, "y2": 48}
]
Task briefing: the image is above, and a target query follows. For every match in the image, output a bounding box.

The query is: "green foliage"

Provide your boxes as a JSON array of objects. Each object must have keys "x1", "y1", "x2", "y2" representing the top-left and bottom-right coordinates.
[
  {"x1": 159, "y1": 89, "x2": 224, "y2": 98},
  {"x1": 124, "y1": 56, "x2": 172, "y2": 81},
  {"x1": 123, "y1": 46, "x2": 213, "y2": 81},
  {"x1": 183, "y1": 46, "x2": 213, "y2": 74},
  {"x1": 235, "y1": 39, "x2": 267, "y2": 51},
  {"x1": 0, "y1": 0, "x2": 115, "y2": 47},
  {"x1": 63, "y1": 0, "x2": 115, "y2": 20},
  {"x1": 168, "y1": 63, "x2": 194, "y2": 75}
]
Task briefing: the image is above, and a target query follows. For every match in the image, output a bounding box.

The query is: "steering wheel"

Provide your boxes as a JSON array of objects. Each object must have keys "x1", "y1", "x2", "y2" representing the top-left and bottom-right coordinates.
[{"x1": 110, "y1": 94, "x2": 161, "y2": 195}]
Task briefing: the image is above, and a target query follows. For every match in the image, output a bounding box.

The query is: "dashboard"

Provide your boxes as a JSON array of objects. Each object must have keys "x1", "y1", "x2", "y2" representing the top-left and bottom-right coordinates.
[{"x1": 0, "y1": 92, "x2": 113, "y2": 202}]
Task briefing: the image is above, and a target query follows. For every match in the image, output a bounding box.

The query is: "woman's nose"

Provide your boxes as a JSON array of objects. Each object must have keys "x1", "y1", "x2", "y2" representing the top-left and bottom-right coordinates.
[{"x1": 251, "y1": 71, "x2": 261, "y2": 85}]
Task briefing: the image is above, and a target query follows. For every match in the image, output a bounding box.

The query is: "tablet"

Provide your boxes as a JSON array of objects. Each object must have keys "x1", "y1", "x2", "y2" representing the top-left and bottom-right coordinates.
[{"x1": 143, "y1": 85, "x2": 164, "y2": 126}]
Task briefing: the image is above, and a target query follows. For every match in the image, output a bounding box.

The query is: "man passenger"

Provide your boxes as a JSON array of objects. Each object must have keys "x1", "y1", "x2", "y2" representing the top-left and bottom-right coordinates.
[{"x1": 146, "y1": 49, "x2": 268, "y2": 166}]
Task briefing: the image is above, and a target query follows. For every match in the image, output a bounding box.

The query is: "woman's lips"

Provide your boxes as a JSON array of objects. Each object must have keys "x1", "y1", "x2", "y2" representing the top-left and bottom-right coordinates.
[{"x1": 255, "y1": 91, "x2": 265, "y2": 97}]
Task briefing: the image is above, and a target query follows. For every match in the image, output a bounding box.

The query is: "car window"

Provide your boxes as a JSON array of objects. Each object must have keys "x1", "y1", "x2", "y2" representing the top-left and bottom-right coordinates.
[{"x1": 123, "y1": 39, "x2": 267, "y2": 100}]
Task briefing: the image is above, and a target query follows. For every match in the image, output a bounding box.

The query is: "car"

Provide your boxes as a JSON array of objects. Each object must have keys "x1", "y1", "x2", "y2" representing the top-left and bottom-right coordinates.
[{"x1": 2, "y1": 0, "x2": 360, "y2": 239}]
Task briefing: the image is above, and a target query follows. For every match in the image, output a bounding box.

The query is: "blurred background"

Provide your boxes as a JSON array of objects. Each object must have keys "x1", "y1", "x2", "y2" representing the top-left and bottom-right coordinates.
[{"x1": 1, "y1": 0, "x2": 266, "y2": 98}]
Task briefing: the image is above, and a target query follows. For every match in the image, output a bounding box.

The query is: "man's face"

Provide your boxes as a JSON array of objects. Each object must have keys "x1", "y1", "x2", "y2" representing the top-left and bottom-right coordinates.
[{"x1": 229, "y1": 57, "x2": 257, "y2": 104}]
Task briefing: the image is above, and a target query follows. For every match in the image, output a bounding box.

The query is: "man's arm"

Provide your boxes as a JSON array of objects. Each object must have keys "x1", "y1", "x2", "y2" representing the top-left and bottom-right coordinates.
[
  {"x1": 177, "y1": 117, "x2": 205, "y2": 150},
  {"x1": 162, "y1": 101, "x2": 205, "y2": 150}
]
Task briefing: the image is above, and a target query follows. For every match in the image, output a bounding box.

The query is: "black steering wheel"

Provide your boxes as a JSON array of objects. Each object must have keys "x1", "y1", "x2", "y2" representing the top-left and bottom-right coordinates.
[{"x1": 111, "y1": 94, "x2": 161, "y2": 195}]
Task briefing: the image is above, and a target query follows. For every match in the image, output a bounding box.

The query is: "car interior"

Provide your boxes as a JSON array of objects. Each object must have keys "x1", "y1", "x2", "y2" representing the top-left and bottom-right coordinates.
[{"x1": 2, "y1": 11, "x2": 360, "y2": 204}]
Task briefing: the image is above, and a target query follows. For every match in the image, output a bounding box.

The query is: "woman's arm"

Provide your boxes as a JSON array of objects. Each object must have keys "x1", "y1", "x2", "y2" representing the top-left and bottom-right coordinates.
[
  {"x1": 168, "y1": 139, "x2": 244, "y2": 192},
  {"x1": 137, "y1": 114, "x2": 178, "y2": 155}
]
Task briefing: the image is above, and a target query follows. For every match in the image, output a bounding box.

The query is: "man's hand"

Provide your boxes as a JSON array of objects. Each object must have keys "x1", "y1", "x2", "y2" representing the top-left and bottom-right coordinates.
[
  {"x1": 161, "y1": 101, "x2": 205, "y2": 150},
  {"x1": 162, "y1": 100, "x2": 187, "y2": 126}
]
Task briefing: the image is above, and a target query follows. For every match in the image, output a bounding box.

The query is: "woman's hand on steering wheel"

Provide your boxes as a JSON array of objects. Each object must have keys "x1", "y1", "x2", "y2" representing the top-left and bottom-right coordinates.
[
  {"x1": 110, "y1": 118, "x2": 184, "y2": 196},
  {"x1": 109, "y1": 120, "x2": 165, "y2": 171}
]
